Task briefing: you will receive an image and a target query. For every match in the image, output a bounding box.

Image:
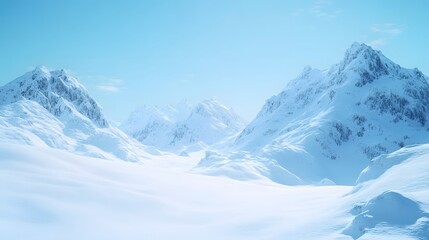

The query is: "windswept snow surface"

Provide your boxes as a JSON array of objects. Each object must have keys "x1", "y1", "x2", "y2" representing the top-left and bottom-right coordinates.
[
  {"x1": 0, "y1": 143, "x2": 352, "y2": 240},
  {"x1": 198, "y1": 43, "x2": 429, "y2": 185},
  {"x1": 2, "y1": 142, "x2": 429, "y2": 239}
]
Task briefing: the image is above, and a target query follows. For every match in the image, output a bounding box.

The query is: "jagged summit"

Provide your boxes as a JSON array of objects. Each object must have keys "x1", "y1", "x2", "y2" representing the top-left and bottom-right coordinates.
[
  {"x1": 341, "y1": 42, "x2": 386, "y2": 66},
  {"x1": 190, "y1": 98, "x2": 241, "y2": 124},
  {"x1": 0, "y1": 66, "x2": 108, "y2": 128},
  {"x1": 344, "y1": 42, "x2": 380, "y2": 60},
  {"x1": 288, "y1": 43, "x2": 401, "y2": 90},
  {"x1": 331, "y1": 42, "x2": 402, "y2": 84},
  {"x1": 33, "y1": 65, "x2": 50, "y2": 75}
]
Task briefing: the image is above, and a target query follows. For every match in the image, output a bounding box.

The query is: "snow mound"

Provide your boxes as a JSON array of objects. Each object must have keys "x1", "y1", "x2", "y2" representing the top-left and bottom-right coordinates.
[
  {"x1": 346, "y1": 143, "x2": 429, "y2": 239},
  {"x1": 356, "y1": 144, "x2": 429, "y2": 184},
  {"x1": 352, "y1": 143, "x2": 429, "y2": 196},
  {"x1": 194, "y1": 151, "x2": 304, "y2": 185},
  {"x1": 343, "y1": 191, "x2": 427, "y2": 239},
  {"x1": 121, "y1": 99, "x2": 246, "y2": 152}
]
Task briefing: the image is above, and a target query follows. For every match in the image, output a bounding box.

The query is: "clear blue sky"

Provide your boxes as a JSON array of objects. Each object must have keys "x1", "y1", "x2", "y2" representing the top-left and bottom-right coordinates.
[{"x1": 1, "y1": 0, "x2": 428, "y2": 122}]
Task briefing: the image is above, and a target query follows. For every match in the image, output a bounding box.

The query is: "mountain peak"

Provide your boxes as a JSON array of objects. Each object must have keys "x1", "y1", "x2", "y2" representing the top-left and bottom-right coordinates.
[
  {"x1": 348, "y1": 42, "x2": 372, "y2": 53},
  {"x1": 198, "y1": 98, "x2": 226, "y2": 108},
  {"x1": 331, "y1": 42, "x2": 399, "y2": 81},
  {"x1": 33, "y1": 65, "x2": 50, "y2": 75},
  {"x1": 346, "y1": 42, "x2": 379, "y2": 57},
  {"x1": 342, "y1": 42, "x2": 381, "y2": 66},
  {"x1": 0, "y1": 67, "x2": 109, "y2": 128}
]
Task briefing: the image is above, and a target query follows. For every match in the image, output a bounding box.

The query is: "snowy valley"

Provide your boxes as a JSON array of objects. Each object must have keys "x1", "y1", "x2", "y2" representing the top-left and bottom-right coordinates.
[{"x1": 2, "y1": 43, "x2": 429, "y2": 239}]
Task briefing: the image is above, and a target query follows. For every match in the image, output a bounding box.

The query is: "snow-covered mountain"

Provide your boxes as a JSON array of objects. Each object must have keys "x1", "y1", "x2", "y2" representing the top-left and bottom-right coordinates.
[
  {"x1": 121, "y1": 99, "x2": 247, "y2": 152},
  {"x1": 0, "y1": 66, "x2": 149, "y2": 161},
  {"x1": 197, "y1": 43, "x2": 429, "y2": 184},
  {"x1": 0, "y1": 66, "x2": 108, "y2": 127}
]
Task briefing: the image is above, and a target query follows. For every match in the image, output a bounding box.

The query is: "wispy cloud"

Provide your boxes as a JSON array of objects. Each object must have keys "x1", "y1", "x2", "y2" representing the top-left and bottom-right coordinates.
[
  {"x1": 292, "y1": 0, "x2": 342, "y2": 18},
  {"x1": 96, "y1": 85, "x2": 120, "y2": 92},
  {"x1": 368, "y1": 38, "x2": 388, "y2": 47},
  {"x1": 311, "y1": 0, "x2": 336, "y2": 17},
  {"x1": 366, "y1": 23, "x2": 403, "y2": 47},
  {"x1": 179, "y1": 73, "x2": 196, "y2": 84},
  {"x1": 78, "y1": 75, "x2": 124, "y2": 93},
  {"x1": 371, "y1": 23, "x2": 402, "y2": 35},
  {"x1": 310, "y1": 0, "x2": 342, "y2": 18},
  {"x1": 290, "y1": 8, "x2": 305, "y2": 17},
  {"x1": 95, "y1": 78, "x2": 123, "y2": 93}
]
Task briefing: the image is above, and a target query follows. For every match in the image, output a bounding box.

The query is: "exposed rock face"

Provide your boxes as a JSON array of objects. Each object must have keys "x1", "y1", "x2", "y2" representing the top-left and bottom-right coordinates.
[{"x1": 0, "y1": 66, "x2": 108, "y2": 128}]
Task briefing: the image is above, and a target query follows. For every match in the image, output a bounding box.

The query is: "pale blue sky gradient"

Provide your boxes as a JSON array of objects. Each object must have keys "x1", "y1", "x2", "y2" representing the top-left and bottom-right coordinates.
[{"x1": 1, "y1": 0, "x2": 428, "y2": 121}]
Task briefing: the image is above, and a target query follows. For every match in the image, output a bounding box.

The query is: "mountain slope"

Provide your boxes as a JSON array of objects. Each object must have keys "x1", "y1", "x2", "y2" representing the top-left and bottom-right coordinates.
[
  {"x1": 121, "y1": 99, "x2": 246, "y2": 152},
  {"x1": 198, "y1": 43, "x2": 429, "y2": 184},
  {"x1": 0, "y1": 66, "x2": 149, "y2": 161}
]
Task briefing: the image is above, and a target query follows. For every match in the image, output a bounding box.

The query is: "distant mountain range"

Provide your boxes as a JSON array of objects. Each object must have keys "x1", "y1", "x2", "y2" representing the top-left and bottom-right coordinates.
[{"x1": 120, "y1": 99, "x2": 246, "y2": 152}]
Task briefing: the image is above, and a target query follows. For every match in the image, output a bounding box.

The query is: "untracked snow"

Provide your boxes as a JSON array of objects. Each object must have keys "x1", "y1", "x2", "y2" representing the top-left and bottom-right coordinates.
[
  {"x1": 3, "y1": 141, "x2": 429, "y2": 239},
  {"x1": 0, "y1": 143, "x2": 351, "y2": 240}
]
